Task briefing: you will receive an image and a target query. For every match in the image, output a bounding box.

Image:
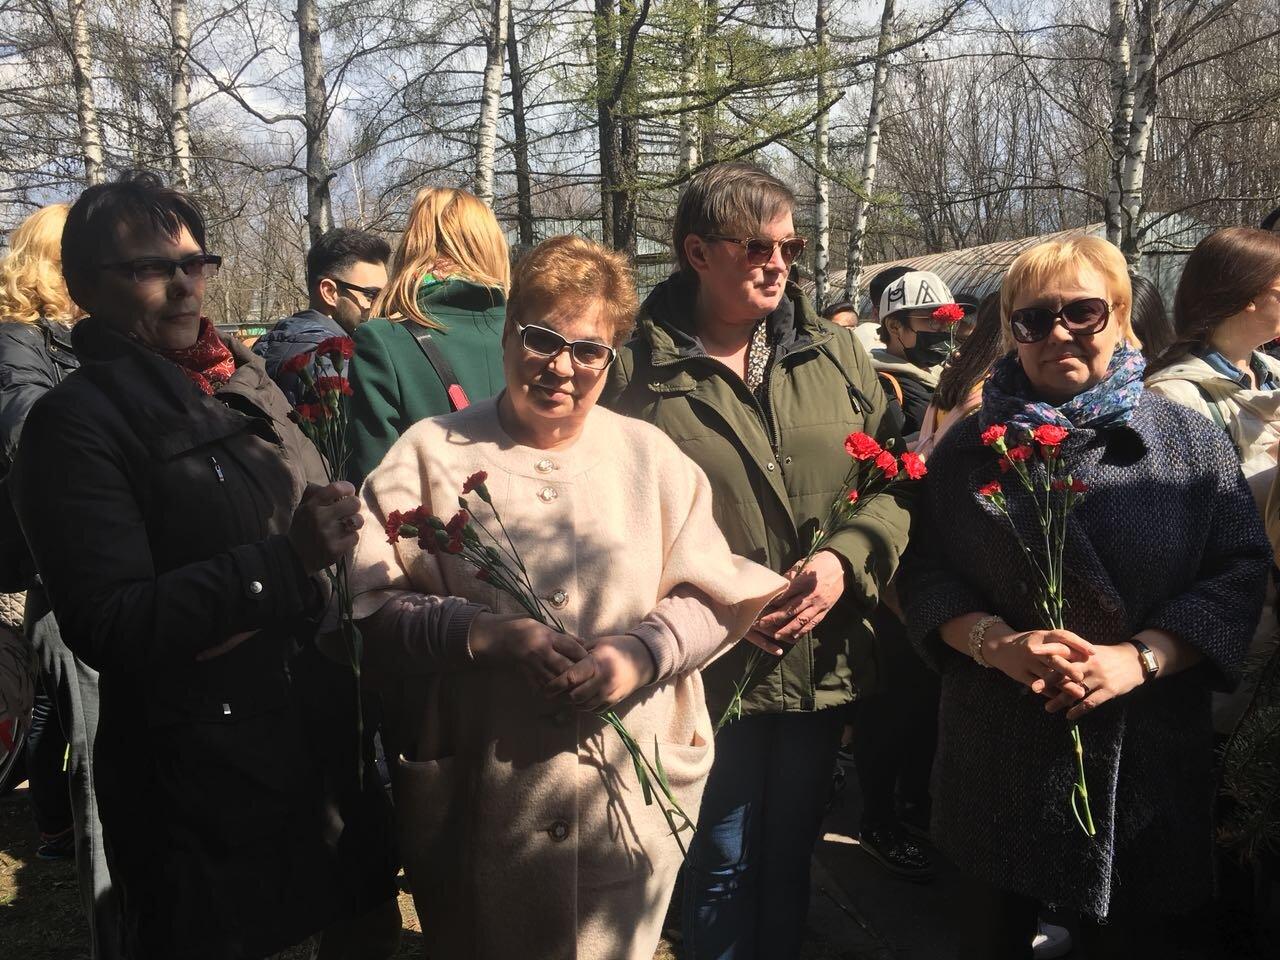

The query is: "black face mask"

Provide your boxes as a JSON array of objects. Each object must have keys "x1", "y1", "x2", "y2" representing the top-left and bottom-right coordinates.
[{"x1": 903, "y1": 330, "x2": 953, "y2": 369}]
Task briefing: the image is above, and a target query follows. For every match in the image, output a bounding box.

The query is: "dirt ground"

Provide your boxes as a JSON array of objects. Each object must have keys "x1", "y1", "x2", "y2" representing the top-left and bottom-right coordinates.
[{"x1": 0, "y1": 783, "x2": 687, "y2": 960}]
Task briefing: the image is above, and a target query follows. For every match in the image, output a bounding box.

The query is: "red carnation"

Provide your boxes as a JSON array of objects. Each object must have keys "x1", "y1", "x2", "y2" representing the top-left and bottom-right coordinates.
[
  {"x1": 462, "y1": 471, "x2": 489, "y2": 495},
  {"x1": 997, "y1": 457, "x2": 1012, "y2": 473},
  {"x1": 978, "y1": 480, "x2": 1003, "y2": 497},
  {"x1": 315, "y1": 336, "x2": 355, "y2": 360},
  {"x1": 475, "y1": 568, "x2": 491, "y2": 582},
  {"x1": 932, "y1": 303, "x2": 966, "y2": 326},
  {"x1": 1051, "y1": 479, "x2": 1066, "y2": 492},
  {"x1": 315, "y1": 376, "x2": 353, "y2": 397},
  {"x1": 294, "y1": 402, "x2": 322, "y2": 423},
  {"x1": 845, "y1": 489, "x2": 859, "y2": 504},
  {"x1": 900, "y1": 451, "x2": 927, "y2": 480},
  {"x1": 1032, "y1": 424, "x2": 1070, "y2": 454},
  {"x1": 844, "y1": 432, "x2": 882, "y2": 461},
  {"x1": 875, "y1": 450, "x2": 899, "y2": 478},
  {"x1": 1069, "y1": 478, "x2": 1088, "y2": 494},
  {"x1": 281, "y1": 351, "x2": 313, "y2": 376},
  {"x1": 385, "y1": 510, "x2": 405, "y2": 543},
  {"x1": 980, "y1": 424, "x2": 1007, "y2": 447},
  {"x1": 1006, "y1": 444, "x2": 1033, "y2": 462},
  {"x1": 445, "y1": 536, "x2": 464, "y2": 554},
  {"x1": 444, "y1": 509, "x2": 469, "y2": 537}
]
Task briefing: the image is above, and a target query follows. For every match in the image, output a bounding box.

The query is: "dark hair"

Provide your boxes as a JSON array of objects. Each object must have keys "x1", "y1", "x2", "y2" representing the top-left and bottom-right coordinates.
[
  {"x1": 821, "y1": 300, "x2": 857, "y2": 321},
  {"x1": 672, "y1": 162, "x2": 795, "y2": 273},
  {"x1": 61, "y1": 170, "x2": 207, "y2": 305},
  {"x1": 1147, "y1": 227, "x2": 1280, "y2": 375},
  {"x1": 933, "y1": 292, "x2": 1005, "y2": 411},
  {"x1": 1128, "y1": 274, "x2": 1174, "y2": 361},
  {"x1": 868, "y1": 265, "x2": 913, "y2": 313},
  {"x1": 306, "y1": 227, "x2": 391, "y2": 294}
]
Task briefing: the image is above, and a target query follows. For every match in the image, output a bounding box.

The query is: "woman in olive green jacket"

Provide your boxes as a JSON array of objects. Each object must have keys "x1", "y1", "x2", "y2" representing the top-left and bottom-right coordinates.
[
  {"x1": 346, "y1": 187, "x2": 508, "y2": 485},
  {"x1": 604, "y1": 163, "x2": 911, "y2": 960}
]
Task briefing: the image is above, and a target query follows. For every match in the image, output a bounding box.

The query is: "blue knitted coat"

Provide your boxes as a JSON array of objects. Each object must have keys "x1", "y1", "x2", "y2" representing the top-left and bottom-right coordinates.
[{"x1": 900, "y1": 392, "x2": 1270, "y2": 918}]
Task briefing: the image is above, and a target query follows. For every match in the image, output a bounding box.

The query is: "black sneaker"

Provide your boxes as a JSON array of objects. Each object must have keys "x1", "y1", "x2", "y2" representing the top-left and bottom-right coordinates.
[
  {"x1": 36, "y1": 827, "x2": 74, "y2": 861},
  {"x1": 857, "y1": 823, "x2": 935, "y2": 881}
]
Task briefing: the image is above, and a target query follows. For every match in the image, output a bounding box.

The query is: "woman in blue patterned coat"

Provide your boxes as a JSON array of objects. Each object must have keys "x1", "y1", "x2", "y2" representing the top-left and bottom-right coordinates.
[{"x1": 901, "y1": 236, "x2": 1271, "y2": 959}]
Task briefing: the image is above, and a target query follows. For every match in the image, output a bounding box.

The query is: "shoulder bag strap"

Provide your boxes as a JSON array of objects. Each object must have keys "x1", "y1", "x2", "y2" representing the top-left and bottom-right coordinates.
[
  {"x1": 877, "y1": 370, "x2": 905, "y2": 408},
  {"x1": 405, "y1": 325, "x2": 470, "y2": 411}
]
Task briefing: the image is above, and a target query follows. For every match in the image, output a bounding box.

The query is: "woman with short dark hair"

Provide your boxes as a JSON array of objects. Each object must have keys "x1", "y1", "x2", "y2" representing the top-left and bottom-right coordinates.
[
  {"x1": 607, "y1": 161, "x2": 911, "y2": 958},
  {"x1": 12, "y1": 171, "x2": 399, "y2": 959}
]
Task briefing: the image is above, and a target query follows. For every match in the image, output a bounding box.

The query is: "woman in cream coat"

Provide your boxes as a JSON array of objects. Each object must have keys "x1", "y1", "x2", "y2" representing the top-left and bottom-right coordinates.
[{"x1": 349, "y1": 235, "x2": 786, "y2": 960}]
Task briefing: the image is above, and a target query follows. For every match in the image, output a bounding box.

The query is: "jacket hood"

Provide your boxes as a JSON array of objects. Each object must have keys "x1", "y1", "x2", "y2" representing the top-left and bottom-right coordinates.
[
  {"x1": 635, "y1": 271, "x2": 826, "y2": 364},
  {"x1": 869, "y1": 347, "x2": 942, "y2": 388},
  {"x1": 1145, "y1": 351, "x2": 1280, "y2": 388},
  {"x1": 417, "y1": 276, "x2": 507, "y2": 312}
]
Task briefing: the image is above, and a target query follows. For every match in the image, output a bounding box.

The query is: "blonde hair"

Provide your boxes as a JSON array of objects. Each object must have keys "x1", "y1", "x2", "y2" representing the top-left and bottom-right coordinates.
[
  {"x1": 1000, "y1": 236, "x2": 1139, "y2": 351},
  {"x1": 508, "y1": 236, "x2": 637, "y2": 347},
  {"x1": 374, "y1": 187, "x2": 510, "y2": 330},
  {"x1": 0, "y1": 204, "x2": 82, "y2": 325}
]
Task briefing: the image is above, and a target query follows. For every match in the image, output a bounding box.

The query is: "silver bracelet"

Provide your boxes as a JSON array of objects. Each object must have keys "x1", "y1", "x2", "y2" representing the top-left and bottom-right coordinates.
[{"x1": 967, "y1": 615, "x2": 1004, "y2": 668}]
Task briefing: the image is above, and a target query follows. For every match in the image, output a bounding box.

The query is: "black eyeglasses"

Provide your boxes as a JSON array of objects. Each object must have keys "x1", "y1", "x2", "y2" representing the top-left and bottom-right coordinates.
[
  {"x1": 99, "y1": 254, "x2": 222, "y2": 284},
  {"x1": 516, "y1": 323, "x2": 616, "y2": 371},
  {"x1": 1009, "y1": 297, "x2": 1110, "y2": 344},
  {"x1": 705, "y1": 235, "x2": 807, "y2": 267},
  {"x1": 329, "y1": 277, "x2": 382, "y2": 304}
]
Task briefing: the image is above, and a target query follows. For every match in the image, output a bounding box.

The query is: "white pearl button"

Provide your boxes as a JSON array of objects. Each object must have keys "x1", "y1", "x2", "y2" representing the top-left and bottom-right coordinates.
[
  {"x1": 535, "y1": 457, "x2": 558, "y2": 473},
  {"x1": 248, "y1": 580, "x2": 263, "y2": 595},
  {"x1": 538, "y1": 486, "x2": 558, "y2": 503},
  {"x1": 549, "y1": 589, "x2": 569, "y2": 608}
]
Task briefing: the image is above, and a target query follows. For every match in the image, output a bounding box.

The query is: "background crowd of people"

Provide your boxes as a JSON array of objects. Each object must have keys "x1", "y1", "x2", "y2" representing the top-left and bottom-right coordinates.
[{"x1": 0, "y1": 161, "x2": 1277, "y2": 960}]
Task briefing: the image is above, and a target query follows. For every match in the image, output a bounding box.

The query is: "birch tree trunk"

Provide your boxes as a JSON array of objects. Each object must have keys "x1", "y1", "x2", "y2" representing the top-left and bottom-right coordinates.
[
  {"x1": 843, "y1": 0, "x2": 895, "y2": 304},
  {"x1": 698, "y1": 0, "x2": 718, "y2": 163},
  {"x1": 170, "y1": 0, "x2": 193, "y2": 188},
  {"x1": 813, "y1": 0, "x2": 830, "y2": 306},
  {"x1": 297, "y1": 0, "x2": 333, "y2": 244},
  {"x1": 1119, "y1": 0, "x2": 1161, "y2": 267},
  {"x1": 506, "y1": 4, "x2": 535, "y2": 246},
  {"x1": 1105, "y1": 0, "x2": 1132, "y2": 245},
  {"x1": 69, "y1": 0, "x2": 104, "y2": 185},
  {"x1": 677, "y1": 0, "x2": 702, "y2": 176},
  {"x1": 595, "y1": 0, "x2": 617, "y2": 247},
  {"x1": 476, "y1": 0, "x2": 509, "y2": 207}
]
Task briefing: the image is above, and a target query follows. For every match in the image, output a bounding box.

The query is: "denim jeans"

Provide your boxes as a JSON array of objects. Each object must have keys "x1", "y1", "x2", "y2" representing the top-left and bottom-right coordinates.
[{"x1": 682, "y1": 709, "x2": 844, "y2": 960}]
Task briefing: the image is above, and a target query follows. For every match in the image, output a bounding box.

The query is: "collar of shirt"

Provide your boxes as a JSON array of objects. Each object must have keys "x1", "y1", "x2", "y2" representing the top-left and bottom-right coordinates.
[{"x1": 1194, "y1": 347, "x2": 1279, "y2": 390}]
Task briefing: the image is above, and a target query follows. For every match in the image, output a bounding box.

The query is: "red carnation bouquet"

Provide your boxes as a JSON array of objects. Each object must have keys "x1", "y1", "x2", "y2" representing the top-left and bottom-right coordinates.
[
  {"x1": 386, "y1": 472, "x2": 695, "y2": 854},
  {"x1": 282, "y1": 337, "x2": 365, "y2": 782},
  {"x1": 978, "y1": 422, "x2": 1096, "y2": 837},
  {"x1": 717, "y1": 434, "x2": 927, "y2": 729}
]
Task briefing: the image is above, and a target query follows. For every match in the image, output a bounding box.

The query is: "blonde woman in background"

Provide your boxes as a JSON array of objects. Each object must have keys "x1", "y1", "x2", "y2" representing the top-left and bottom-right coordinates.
[
  {"x1": 0, "y1": 203, "x2": 122, "y2": 958},
  {"x1": 346, "y1": 186, "x2": 510, "y2": 485}
]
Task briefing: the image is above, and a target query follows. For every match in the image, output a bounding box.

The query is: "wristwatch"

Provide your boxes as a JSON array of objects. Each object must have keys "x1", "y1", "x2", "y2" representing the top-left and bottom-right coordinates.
[{"x1": 1127, "y1": 638, "x2": 1159, "y2": 682}]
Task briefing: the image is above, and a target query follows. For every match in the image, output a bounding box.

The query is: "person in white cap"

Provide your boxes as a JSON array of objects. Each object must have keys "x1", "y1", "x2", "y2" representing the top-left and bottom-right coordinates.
[{"x1": 871, "y1": 270, "x2": 961, "y2": 439}]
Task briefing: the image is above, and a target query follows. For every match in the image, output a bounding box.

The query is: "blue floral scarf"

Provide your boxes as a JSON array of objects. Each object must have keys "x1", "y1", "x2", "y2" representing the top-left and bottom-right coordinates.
[{"x1": 980, "y1": 344, "x2": 1147, "y2": 434}]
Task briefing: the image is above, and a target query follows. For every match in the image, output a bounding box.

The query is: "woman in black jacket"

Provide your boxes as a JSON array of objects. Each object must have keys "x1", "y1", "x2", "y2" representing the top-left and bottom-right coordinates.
[
  {"x1": 11, "y1": 173, "x2": 399, "y2": 960},
  {"x1": 0, "y1": 201, "x2": 124, "y2": 957}
]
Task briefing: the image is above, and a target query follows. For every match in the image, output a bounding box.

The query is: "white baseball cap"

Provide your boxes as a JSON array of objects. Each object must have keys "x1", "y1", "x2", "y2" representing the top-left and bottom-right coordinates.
[{"x1": 879, "y1": 271, "x2": 956, "y2": 320}]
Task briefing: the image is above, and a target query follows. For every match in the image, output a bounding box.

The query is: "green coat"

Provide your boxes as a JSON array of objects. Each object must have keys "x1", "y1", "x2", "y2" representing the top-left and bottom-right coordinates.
[
  {"x1": 346, "y1": 278, "x2": 506, "y2": 484},
  {"x1": 603, "y1": 274, "x2": 912, "y2": 719}
]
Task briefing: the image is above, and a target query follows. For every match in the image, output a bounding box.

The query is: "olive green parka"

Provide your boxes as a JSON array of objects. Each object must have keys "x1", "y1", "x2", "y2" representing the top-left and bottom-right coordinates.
[{"x1": 603, "y1": 274, "x2": 912, "y2": 719}]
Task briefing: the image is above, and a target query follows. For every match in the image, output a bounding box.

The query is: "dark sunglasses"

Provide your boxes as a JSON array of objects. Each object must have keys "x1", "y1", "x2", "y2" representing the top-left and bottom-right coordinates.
[
  {"x1": 1009, "y1": 297, "x2": 1110, "y2": 344},
  {"x1": 705, "y1": 234, "x2": 807, "y2": 267},
  {"x1": 329, "y1": 277, "x2": 382, "y2": 304},
  {"x1": 100, "y1": 253, "x2": 222, "y2": 284},
  {"x1": 516, "y1": 323, "x2": 616, "y2": 371}
]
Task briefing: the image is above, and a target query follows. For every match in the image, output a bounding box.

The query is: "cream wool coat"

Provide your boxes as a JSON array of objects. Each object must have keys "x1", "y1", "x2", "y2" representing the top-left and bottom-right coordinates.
[
  {"x1": 1146, "y1": 353, "x2": 1280, "y2": 730},
  {"x1": 350, "y1": 397, "x2": 786, "y2": 960}
]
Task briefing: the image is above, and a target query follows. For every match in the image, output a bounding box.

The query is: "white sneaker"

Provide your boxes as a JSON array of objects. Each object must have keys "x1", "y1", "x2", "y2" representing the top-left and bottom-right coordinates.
[{"x1": 1032, "y1": 920, "x2": 1072, "y2": 959}]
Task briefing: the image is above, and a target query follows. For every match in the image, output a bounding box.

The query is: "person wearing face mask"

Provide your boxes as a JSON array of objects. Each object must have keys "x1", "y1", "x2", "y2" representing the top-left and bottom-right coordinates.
[
  {"x1": 899, "y1": 236, "x2": 1270, "y2": 958},
  {"x1": 872, "y1": 270, "x2": 962, "y2": 439}
]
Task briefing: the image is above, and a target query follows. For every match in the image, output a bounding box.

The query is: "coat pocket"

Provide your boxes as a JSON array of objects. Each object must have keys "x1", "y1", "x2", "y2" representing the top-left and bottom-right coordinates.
[{"x1": 392, "y1": 754, "x2": 458, "y2": 887}]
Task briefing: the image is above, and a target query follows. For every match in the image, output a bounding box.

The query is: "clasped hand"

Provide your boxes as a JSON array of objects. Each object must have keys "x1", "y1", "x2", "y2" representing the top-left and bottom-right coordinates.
[
  {"x1": 984, "y1": 625, "x2": 1146, "y2": 721},
  {"x1": 468, "y1": 614, "x2": 656, "y2": 713},
  {"x1": 747, "y1": 549, "x2": 847, "y2": 655}
]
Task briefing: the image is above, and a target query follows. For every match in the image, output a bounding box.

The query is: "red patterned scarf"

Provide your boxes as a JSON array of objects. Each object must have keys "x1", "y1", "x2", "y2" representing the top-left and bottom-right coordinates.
[{"x1": 153, "y1": 318, "x2": 236, "y2": 395}]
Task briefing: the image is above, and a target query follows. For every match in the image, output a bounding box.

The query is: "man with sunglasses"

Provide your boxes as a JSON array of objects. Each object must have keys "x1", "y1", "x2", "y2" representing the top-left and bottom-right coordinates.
[{"x1": 254, "y1": 227, "x2": 390, "y2": 403}]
